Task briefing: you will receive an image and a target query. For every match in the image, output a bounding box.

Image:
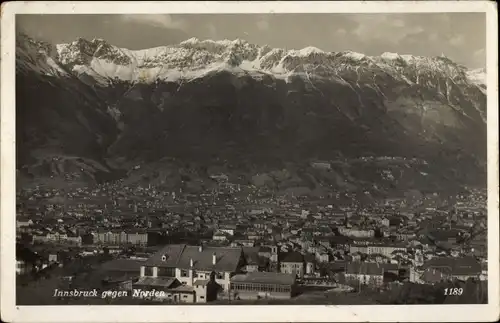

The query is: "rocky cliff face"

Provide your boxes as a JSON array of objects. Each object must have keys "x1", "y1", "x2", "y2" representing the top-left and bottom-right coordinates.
[{"x1": 16, "y1": 33, "x2": 487, "y2": 192}]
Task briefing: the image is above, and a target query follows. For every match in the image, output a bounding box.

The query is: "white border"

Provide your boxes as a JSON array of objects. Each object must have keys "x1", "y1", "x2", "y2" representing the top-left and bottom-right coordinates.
[{"x1": 1, "y1": 1, "x2": 498, "y2": 322}]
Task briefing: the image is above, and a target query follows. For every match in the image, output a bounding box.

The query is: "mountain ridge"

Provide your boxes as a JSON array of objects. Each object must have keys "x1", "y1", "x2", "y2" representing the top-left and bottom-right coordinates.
[
  {"x1": 19, "y1": 33, "x2": 485, "y2": 87},
  {"x1": 16, "y1": 32, "x2": 488, "y2": 193}
]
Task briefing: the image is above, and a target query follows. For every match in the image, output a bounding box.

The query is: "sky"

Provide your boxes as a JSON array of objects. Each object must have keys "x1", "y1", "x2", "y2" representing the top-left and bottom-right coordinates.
[{"x1": 16, "y1": 13, "x2": 486, "y2": 69}]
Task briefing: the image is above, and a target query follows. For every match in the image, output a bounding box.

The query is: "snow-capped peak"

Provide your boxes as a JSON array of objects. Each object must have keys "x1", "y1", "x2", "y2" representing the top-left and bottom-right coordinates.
[
  {"x1": 17, "y1": 33, "x2": 480, "y2": 88},
  {"x1": 342, "y1": 50, "x2": 367, "y2": 61},
  {"x1": 292, "y1": 46, "x2": 325, "y2": 56},
  {"x1": 381, "y1": 52, "x2": 402, "y2": 61},
  {"x1": 467, "y1": 67, "x2": 486, "y2": 87},
  {"x1": 16, "y1": 32, "x2": 68, "y2": 76}
]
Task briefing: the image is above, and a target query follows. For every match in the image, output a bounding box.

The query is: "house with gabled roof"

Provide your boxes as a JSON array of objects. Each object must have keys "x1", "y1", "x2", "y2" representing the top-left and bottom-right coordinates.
[
  {"x1": 420, "y1": 256, "x2": 482, "y2": 283},
  {"x1": 345, "y1": 262, "x2": 400, "y2": 287},
  {"x1": 139, "y1": 244, "x2": 244, "y2": 293},
  {"x1": 280, "y1": 251, "x2": 305, "y2": 278}
]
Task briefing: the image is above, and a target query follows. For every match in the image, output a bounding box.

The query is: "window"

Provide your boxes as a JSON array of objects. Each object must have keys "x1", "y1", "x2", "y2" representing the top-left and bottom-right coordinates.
[
  {"x1": 200, "y1": 296, "x2": 205, "y2": 299},
  {"x1": 183, "y1": 295, "x2": 188, "y2": 299},
  {"x1": 159, "y1": 267, "x2": 175, "y2": 277},
  {"x1": 182, "y1": 282, "x2": 187, "y2": 285},
  {"x1": 216, "y1": 272, "x2": 224, "y2": 279},
  {"x1": 180, "y1": 270, "x2": 188, "y2": 277},
  {"x1": 144, "y1": 267, "x2": 154, "y2": 276}
]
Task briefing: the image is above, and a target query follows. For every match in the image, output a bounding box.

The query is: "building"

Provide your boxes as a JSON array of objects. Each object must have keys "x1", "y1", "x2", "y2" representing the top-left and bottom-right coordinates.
[
  {"x1": 345, "y1": 262, "x2": 400, "y2": 287},
  {"x1": 379, "y1": 217, "x2": 390, "y2": 227},
  {"x1": 349, "y1": 245, "x2": 368, "y2": 254},
  {"x1": 218, "y1": 226, "x2": 236, "y2": 236},
  {"x1": 31, "y1": 231, "x2": 82, "y2": 246},
  {"x1": 328, "y1": 236, "x2": 352, "y2": 251},
  {"x1": 258, "y1": 246, "x2": 272, "y2": 259},
  {"x1": 66, "y1": 233, "x2": 83, "y2": 246},
  {"x1": 133, "y1": 276, "x2": 195, "y2": 303},
  {"x1": 193, "y1": 272, "x2": 223, "y2": 303},
  {"x1": 280, "y1": 252, "x2": 305, "y2": 278},
  {"x1": 212, "y1": 232, "x2": 228, "y2": 241},
  {"x1": 127, "y1": 230, "x2": 149, "y2": 245},
  {"x1": 339, "y1": 227, "x2": 375, "y2": 238},
  {"x1": 366, "y1": 244, "x2": 407, "y2": 258},
  {"x1": 230, "y1": 272, "x2": 297, "y2": 300},
  {"x1": 94, "y1": 230, "x2": 148, "y2": 246},
  {"x1": 16, "y1": 217, "x2": 34, "y2": 228},
  {"x1": 231, "y1": 239, "x2": 255, "y2": 247},
  {"x1": 420, "y1": 256, "x2": 482, "y2": 283},
  {"x1": 244, "y1": 252, "x2": 262, "y2": 273},
  {"x1": 270, "y1": 245, "x2": 279, "y2": 263},
  {"x1": 315, "y1": 251, "x2": 330, "y2": 263},
  {"x1": 140, "y1": 244, "x2": 244, "y2": 293}
]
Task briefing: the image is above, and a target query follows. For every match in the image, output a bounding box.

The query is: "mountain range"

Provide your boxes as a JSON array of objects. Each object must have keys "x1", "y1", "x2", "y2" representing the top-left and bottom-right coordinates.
[{"x1": 16, "y1": 33, "x2": 487, "y2": 196}]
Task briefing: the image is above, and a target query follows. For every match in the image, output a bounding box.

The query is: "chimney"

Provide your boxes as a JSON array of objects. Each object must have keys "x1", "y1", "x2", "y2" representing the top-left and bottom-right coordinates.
[
  {"x1": 190, "y1": 258, "x2": 194, "y2": 268},
  {"x1": 212, "y1": 252, "x2": 216, "y2": 265}
]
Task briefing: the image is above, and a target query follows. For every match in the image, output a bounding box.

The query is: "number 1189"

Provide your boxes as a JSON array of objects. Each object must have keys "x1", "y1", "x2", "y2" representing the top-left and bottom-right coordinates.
[{"x1": 444, "y1": 288, "x2": 463, "y2": 296}]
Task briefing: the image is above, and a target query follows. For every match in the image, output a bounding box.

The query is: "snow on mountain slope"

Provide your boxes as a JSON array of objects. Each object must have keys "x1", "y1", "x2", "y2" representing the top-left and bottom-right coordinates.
[
  {"x1": 16, "y1": 33, "x2": 487, "y2": 189},
  {"x1": 16, "y1": 33, "x2": 69, "y2": 76},
  {"x1": 18, "y1": 33, "x2": 484, "y2": 92},
  {"x1": 467, "y1": 68, "x2": 486, "y2": 87}
]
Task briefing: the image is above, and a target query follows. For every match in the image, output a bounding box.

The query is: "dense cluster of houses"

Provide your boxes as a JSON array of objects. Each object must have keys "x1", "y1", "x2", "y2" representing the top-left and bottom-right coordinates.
[{"x1": 16, "y1": 182, "x2": 487, "y2": 303}]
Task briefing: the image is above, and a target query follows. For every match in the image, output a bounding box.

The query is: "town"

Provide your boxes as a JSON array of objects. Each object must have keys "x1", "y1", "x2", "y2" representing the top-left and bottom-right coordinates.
[{"x1": 15, "y1": 173, "x2": 488, "y2": 305}]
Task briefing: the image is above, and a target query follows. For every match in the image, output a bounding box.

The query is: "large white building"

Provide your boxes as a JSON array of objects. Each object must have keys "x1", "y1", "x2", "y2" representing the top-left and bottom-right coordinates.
[{"x1": 137, "y1": 244, "x2": 245, "y2": 294}]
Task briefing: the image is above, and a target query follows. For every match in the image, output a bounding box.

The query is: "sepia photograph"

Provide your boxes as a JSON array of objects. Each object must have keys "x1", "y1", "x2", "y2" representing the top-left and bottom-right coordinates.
[{"x1": 1, "y1": 1, "x2": 498, "y2": 322}]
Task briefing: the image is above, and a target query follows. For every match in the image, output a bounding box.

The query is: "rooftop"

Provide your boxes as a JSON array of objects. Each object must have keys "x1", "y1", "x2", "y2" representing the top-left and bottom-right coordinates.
[
  {"x1": 193, "y1": 279, "x2": 210, "y2": 286},
  {"x1": 145, "y1": 244, "x2": 243, "y2": 272},
  {"x1": 423, "y1": 256, "x2": 481, "y2": 275},
  {"x1": 134, "y1": 276, "x2": 177, "y2": 288},
  {"x1": 100, "y1": 259, "x2": 146, "y2": 272},
  {"x1": 281, "y1": 251, "x2": 304, "y2": 263},
  {"x1": 231, "y1": 271, "x2": 296, "y2": 285}
]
